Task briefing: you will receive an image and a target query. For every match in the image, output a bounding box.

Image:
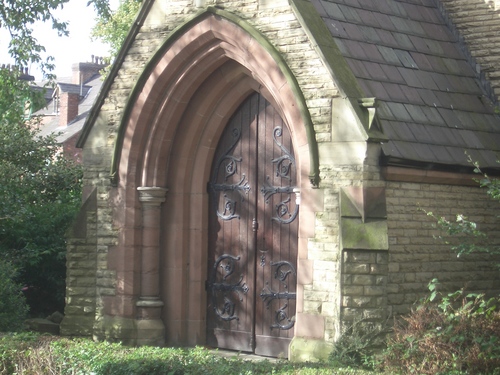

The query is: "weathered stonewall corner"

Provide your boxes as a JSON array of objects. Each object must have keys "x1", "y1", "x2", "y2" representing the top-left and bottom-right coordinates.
[{"x1": 60, "y1": 0, "x2": 500, "y2": 361}]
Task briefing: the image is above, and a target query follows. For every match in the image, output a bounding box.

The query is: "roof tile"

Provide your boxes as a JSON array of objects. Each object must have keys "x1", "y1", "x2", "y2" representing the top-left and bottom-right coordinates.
[
  {"x1": 394, "y1": 50, "x2": 418, "y2": 69},
  {"x1": 338, "y1": 4, "x2": 362, "y2": 23},
  {"x1": 326, "y1": 20, "x2": 349, "y2": 38},
  {"x1": 398, "y1": 67, "x2": 424, "y2": 88},
  {"x1": 402, "y1": 86, "x2": 425, "y2": 105},
  {"x1": 408, "y1": 36, "x2": 430, "y2": 54},
  {"x1": 437, "y1": 108, "x2": 461, "y2": 128},
  {"x1": 357, "y1": 8, "x2": 381, "y2": 27},
  {"x1": 384, "y1": 82, "x2": 407, "y2": 101},
  {"x1": 385, "y1": 102, "x2": 414, "y2": 121},
  {"x1": 364, "y1": 61, "x2": 388, "y2": 80},
  {"x1": 392, "y1": 32, "x2": 414, "y2": 50},
  {"x1": 409, "y1": 52, "x2": 433, "y2": 71},
  {"x1": 346, "y1": 58, "x2": 370, "y2": 78},
  {"x1": 416, "y1": 88, "x2": 441, "y2": 107},
  {"x1": 405, "y1": 104, "x2": 429, "y2": 123},
  {"x1": 381, "y1": 64, "x2": 406, "y2": 84},
  {"x1": 373, "y1": 0, "x2": 395, "y2": 14},
  {"x1": 377, "y1": 46, "x2": 401, "y2": 65},
  {"x1": 476, "y1": 132, "x2": 500, "y2": 150},
  {"x1": 342, "y1": 22, "x2": 365, "y2": 40},
  {"x1": 322, "y1": 2, "x2": 345, "y2": 19},
  {"x1": 429, "y1": 144, "x2": 455, "y2": 164},
  {"x1": 345, "y1": 41, "x2": 367, "y2": 58},
  {"x1": 459, "y1": 129, "x2": 486, "y2": 149},
  {"x1": 376, "y1": 28, "x2": 399, "y2": 46},
  {"x1": 390, "y1": 16, "x2": 415, "y2": 34},
  {"x1": 384, "y1": 121, "x2": 416, "y2": 141},
  {"x1": 317, "y1": 0, "x2": 500, "y2": 168},
  {"x1": 361, "y1": 80, "x2": 391, "y2": 100},
  {"x1": 356, "y1": 0, "x2": 378, "y2": 11},
  {"x1": 420, "y1": 107, "x2": 445, "y2": 125}
]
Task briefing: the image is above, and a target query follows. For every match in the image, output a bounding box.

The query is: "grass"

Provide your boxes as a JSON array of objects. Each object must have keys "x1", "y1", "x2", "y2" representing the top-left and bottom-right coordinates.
[{"x1": 0, "y1": 333, "x2": 381, "y2": 375}]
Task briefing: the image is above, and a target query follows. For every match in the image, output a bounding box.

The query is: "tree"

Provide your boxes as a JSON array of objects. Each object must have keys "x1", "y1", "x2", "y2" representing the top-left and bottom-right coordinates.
[
  {"x1": 1, "y1": 0, "x2": 112, "y2": 78},
  {"x1": 0, "y1": 0, "x2": 111, "y2": 316},
  {"x1": 0, "y1": 67, "x2": 83, "y2": 316},
  {"x1": 91, "y1": 0, "x2": 142, "y2": 70},
  {"x1": 0, "y1": 260, "x2": 29, "y2": 332}
]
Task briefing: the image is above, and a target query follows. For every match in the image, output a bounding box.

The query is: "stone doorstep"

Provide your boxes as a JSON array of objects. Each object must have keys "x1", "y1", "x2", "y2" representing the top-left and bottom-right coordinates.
[
  {"x1": 24, "y1": 318, "x2": 60, "y2": 335},
  {"x1": 209, "y1": 348, "x2": 279, "y2": 363}
]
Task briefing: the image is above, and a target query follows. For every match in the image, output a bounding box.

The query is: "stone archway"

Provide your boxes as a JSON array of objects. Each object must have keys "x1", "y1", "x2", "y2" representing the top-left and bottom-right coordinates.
[{"x1": 103, "y1": 10, "x2": 316, "y2": 350}]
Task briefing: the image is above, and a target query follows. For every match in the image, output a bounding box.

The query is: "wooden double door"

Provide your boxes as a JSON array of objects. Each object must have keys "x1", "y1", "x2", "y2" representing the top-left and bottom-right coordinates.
[{"x1": 206, "y1": 93, "x2": 299, "y2": 357}]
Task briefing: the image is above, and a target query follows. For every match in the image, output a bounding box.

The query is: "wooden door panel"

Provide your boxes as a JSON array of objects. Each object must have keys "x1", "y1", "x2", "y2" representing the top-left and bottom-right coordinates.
[
  {"x1": 255, "y1": 102, "x2": 298, "y2": 357},
  {"x1": 207, "y1": 93, "x2": 297, "y2": 357},
  {"x1": 206, "y1": 95, "x2": 257, "y2": 351}
]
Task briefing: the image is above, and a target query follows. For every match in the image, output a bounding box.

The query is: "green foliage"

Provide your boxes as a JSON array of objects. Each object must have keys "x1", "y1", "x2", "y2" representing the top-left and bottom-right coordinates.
[
  {"x1": 328, "y1": 318, "x2": 389, "y2": 370},
  {"x1": 383, "y1": 279, "x2": 500, "y2": 375},
  {"x1": 424, "y1": 156, "x2": 500, "y2": 264},
  {"x1": 91, "y1": 0, "x2": 142, "y2": 76},
  {"x1": 0, "y1": 332, "x2": 59, "y2": 374},
  {"x1": 0, "y1": 336, "x2": 379, "y2": 375},
  {"x1": 1, "y1": 0, "x2": 113, "y2": 78},
  {"x1": 0, "y1": 68, "x2": 83, "y2": 316},
  {"x1": 0, "y1": 260, "x2": 29, "y2": 332},
  {"x1": 0, "y1": 0, "x2": 117, "y2": 317}
]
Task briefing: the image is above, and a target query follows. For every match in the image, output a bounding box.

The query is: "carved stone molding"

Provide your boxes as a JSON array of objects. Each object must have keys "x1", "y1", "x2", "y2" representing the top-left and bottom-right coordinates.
[
  {"x1": 137, "y1": 186, "x2": 168, "y2": 205},
  {"x1": 136, "y1": 186, "x2": 167, "y2": 324}
]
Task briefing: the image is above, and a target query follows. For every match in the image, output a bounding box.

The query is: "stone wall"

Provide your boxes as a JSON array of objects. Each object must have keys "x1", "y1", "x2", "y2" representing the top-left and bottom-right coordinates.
[
  {"x1": 64, "y1": 0, "x2": 363, "y2": 356},
  {"x1": 386, "y1": 180, "x2": 500, "y2": 316},
  {"x1": 342, "y1": 250, "x2": 388, "y2": 323},
  {"x1": 439, "y1": 0, "x2": 500, "y2": 104},
  {"x1": 60, "y1": 189, "x2": 98, "y2": 337},
  {"x1": 63, "y1": 0, "x2": 500, "y2": 361}
]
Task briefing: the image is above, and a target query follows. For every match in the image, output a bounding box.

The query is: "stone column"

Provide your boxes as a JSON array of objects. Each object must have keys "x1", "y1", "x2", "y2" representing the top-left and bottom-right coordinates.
[{"x1": 136, "y1": 186, "x2": 168, "y2": 346}]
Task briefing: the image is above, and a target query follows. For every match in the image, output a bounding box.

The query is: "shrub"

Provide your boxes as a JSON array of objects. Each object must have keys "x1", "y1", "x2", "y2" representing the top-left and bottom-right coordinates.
[
  {"x1": 329, "y1": 318, "x2": 389, "y2": 370},
  {"x1": 0, "y1": 260, "x2": 29, "y2": 332},
  {"x1": 0, "y1": 332, "x2": 57, "y2": 374},
  {"x1": 0, "y1": 335, "x2": 378, "y2": 375},
  {"x1": 383, "y1": 279, "x2": 500, "y2": 374}
]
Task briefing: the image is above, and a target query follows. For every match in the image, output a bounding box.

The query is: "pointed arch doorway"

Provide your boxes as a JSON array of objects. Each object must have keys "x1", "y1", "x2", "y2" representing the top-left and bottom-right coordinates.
[{"x1": 206, "y1": 92, "x2": 299, "y2": 358}]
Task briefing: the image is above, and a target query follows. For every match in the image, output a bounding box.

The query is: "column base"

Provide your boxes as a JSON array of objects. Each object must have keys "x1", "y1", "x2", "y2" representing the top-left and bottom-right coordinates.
[
  {"x1": 92, "y1": 315, "x2": 165, "y2": 347},
  {"x1": 136, "y1": 318, "x2": 165, "y2": 347},
  {"x1": 289, "y1": 337, "x2": 333, "y2": 362}
]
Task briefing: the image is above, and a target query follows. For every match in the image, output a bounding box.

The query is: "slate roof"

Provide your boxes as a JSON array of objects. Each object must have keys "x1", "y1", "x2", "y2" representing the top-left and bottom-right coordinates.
[
  {"x1": 58, "y1": 82, "x2": 92, "y2": 96},
  {"x1": 312, "y1": 0, "x2": 500, "y2": 170},
  {"x1": 36, "y1": 75, "x2": 103, "y2": 144}
]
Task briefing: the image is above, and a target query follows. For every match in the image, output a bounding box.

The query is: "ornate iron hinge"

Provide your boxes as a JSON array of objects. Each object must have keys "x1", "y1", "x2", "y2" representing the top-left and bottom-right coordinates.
[
  {"x1": 260, "y1": 261, "x2": 296, "y2": 330},
  {"x1": 207, "y1": 254, "x2": 249, "y2": 321}
]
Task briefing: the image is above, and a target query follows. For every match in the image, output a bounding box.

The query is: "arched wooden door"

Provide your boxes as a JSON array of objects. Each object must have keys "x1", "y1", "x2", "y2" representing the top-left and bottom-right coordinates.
[{"x1": 206, "y1": 92, "x2": 298, "y2": 357}]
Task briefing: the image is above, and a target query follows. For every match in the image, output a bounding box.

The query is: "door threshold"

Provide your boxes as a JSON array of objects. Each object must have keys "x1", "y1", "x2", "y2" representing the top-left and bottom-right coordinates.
[{"x1": 209, "y1": 348, "x2": 281, "y2": 362}]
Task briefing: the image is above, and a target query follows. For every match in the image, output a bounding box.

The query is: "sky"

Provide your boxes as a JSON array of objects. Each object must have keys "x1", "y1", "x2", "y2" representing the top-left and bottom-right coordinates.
[{"x1": 0, "y1": 0, "x2": 119, "y2": 80}]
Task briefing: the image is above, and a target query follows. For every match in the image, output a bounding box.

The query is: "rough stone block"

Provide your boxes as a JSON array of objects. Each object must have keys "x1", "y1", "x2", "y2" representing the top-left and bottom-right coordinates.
[
  {"x1": 362, "y1": 308, "x2": 386, "y2": 320},
  {"x1": 342, "y1": 285, "x2": 364, "y2": 295},
  {"x1": 289, "y1": 337, "x2": 333, "y2": 362},
  {"x1": 344, "y1": 263, "x2": 370, "y2": 274},
  {"x1": 364, "y1": 286, "x2": 385, "y2": 296},
  {"x1": 352, "y1": 275, "x2": 375, "y2": 285},
  {"x1": 370, "y1": 264, "x2": 389, "y2": 274},
  {"x1": 351, "y1": 296, "x2": 374, "y2": 307}
]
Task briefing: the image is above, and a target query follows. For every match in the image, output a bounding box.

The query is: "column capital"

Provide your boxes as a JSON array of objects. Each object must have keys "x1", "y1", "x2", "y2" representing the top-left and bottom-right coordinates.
[{"x1": 137, "y1": 186, "x2": 168, "y2": 204}]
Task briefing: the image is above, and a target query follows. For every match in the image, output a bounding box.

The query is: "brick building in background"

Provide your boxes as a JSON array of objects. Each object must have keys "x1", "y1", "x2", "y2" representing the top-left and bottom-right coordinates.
[
  {"x1": 36, "y1": 56, "x2": 106, "y2": 163},
  {"x1": 61, "y1": 0, "x2": 500, "y2": 361}
]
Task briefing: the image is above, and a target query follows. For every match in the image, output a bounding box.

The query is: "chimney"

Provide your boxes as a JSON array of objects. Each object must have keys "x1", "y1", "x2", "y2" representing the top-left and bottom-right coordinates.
[
  {"x1": 59, "y1": 91, "x2": 79, "y2": 126},
  {"x1": 72, "y1": 55, "x2": 107, "y2": 85}
]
